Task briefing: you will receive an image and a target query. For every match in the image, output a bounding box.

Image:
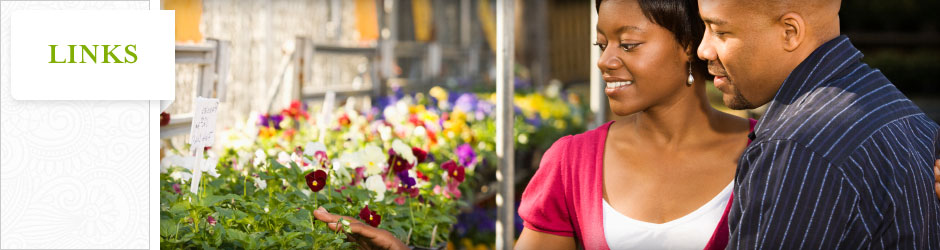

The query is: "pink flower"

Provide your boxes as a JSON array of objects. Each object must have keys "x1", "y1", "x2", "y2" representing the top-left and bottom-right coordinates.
[{"x1": 207, "y1": 215, "x2": 217, "y2": 226}]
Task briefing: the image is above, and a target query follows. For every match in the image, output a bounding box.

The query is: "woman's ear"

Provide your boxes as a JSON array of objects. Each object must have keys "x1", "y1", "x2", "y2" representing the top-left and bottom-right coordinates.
[{"x1": 779, "y1": 12, "x2": 806, "y2": 52}]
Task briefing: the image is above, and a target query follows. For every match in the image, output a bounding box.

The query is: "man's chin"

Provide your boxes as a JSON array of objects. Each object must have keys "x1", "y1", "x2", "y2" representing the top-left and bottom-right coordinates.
[{"x1": 722, "y1": 94, "x2": 754, "y2": 110}]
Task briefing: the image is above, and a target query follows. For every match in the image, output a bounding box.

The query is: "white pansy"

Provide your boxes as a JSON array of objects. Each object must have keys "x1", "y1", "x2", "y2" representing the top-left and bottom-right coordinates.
[
  {"x1": 378, "y1": 125, "x2": 393, "y2": 142},
  {"x1": 169, "y1": 170, "x2": 192, "y2": 182},
  {"x1": 277, "y1": 151, "x2": 291, "y2": 165},
  {"x1": 253, "y1": 177, "x2": 267, "y2": 190},
  {"x1": 391, "y1": 140, "x2": 416, "y2": 164},
  {"x1": 364, "y1": 175, "x2": 386, "y2": 201},
  {"x1": 335, "y1": 151, "x2": 362, "y2": 170},
  {"x1": 383, "y1": 106, "x2": 402, "y2": 125},
  {"x1": 203, "y1": 154, "x2": 221, "y2": 178},
  {"x1": 235, "y1": 150, "x2": 251, "y2": 170},
  {"x1": 304, "y1": 141, "x2": 327, "y2": 157},
  {"x1": 290, "y1": 152, "x2": 305, "y2": 170},
  {"x1": 361, "y1": 145, "x2": 386, "y2": 176},
  {"x1": 253, "y1": 149, "x2": 267, "y2": 167},
  {"x1": 160, "y1": 155, "x2": 185, "y2": 173},
  {"x1": 413, "y1": 126, "x2": 427, "y2": 138}
]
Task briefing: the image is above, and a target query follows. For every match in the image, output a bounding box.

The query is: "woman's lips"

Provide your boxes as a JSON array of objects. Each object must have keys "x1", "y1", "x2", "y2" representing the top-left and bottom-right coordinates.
[{"x1": 604, "y1": 81, "x2": 633, "y2": 96}]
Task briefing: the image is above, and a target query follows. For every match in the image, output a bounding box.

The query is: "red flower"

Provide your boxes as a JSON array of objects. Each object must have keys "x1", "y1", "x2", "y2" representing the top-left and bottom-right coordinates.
[
  {"x1": 442, "y1": 160, "x2": 465, "y2": 183},
  {"x1": 359, "y1": 205, "x2": 381, "y2": 227},
  {"x1": 416, "y1": 171, "x2": 429, "y2": 182},
  {"x1": 426, "y1": 129, "x2": 438, "y2": 145},
  {"x1": 411, "y1": 147, "x2": 428, "y2": 163},
  {"x1": 408, "y1": 114, "x2": 424, "y2": 127},
  {"x1": 338, "y1": 114, "x2": 351, "y2": 127},
  {"x1": 283, "y1": 128, "x2": 297, "y2": 140},
  {"x1": 207, "y1": 215, "x2": 217, "y2": 226},
  {"x1": 281, "y1": 100, "x2": 309, "y2": 120},
  {"x1": 305, "y1": 170, "x2": 328, "y2": 192},
  {"x1": 160, "y1": 112, "x2": 170, "y2": 126},
  {"x1": 387, "y1": 149, "x2": 413, "y2": 173}
]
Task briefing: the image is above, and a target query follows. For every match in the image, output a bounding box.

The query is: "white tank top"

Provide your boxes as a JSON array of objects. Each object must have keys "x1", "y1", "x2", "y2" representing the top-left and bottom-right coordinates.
[{"x1": 602, "y1": 182, "x2": 733, "y2": 250}]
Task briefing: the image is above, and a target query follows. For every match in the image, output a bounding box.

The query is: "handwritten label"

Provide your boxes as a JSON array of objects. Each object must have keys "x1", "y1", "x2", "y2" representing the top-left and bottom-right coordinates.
[
  {"x1": 189, "y1": 97, "x2": 219, "y2": 194},
  {"x1": 189, "y1": 97, "x2": 219, "y2": 150}
]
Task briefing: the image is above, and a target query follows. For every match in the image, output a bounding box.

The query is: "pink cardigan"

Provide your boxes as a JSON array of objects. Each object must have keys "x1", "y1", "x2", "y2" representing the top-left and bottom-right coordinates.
[{"x1": 519, "y1": 119, "x2": 756, "y2": 250}]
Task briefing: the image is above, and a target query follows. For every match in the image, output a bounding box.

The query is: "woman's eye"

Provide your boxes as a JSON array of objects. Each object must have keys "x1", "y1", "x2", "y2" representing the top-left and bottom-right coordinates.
[
  {"x1": 620, "y1": 43, "x2": 639, "y2": 51},
  {"x1": 593, "y1": 42, "x2": 607, "y2": 51}
]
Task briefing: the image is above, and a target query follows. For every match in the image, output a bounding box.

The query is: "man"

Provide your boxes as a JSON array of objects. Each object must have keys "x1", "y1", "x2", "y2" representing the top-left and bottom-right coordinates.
[{"x1": 697, "y1": 0, "x2": 940, "y2": 248}]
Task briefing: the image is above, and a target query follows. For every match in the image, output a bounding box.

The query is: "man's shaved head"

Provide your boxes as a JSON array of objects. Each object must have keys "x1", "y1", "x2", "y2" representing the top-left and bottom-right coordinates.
[
  {"x1": 696, "y1": 0, "x2": 843, "y2": 109},
  {"x1": 741, "y1": 0, "x2": 842, "y2": 42}
]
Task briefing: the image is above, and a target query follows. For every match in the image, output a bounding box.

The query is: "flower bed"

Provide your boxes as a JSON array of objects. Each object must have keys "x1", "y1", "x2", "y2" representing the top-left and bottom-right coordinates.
[{"x1": 159, "y1": 86, "x2": 585, "y2": 249}]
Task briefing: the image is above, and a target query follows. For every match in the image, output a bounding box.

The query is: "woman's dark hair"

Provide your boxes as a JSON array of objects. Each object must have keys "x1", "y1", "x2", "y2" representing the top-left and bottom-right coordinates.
[{"x1": 596, "y1": 0, "x2": 710, "y2": 78}]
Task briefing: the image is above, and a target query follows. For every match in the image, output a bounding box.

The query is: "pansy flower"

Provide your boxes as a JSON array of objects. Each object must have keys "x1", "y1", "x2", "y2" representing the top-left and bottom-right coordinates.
[
  {"x1": 442, "y1": 160, "x2": 465, "y2": 183},
  {"x1": 160, "y1": 112, "x2": 170, "y2": 126},
  {"x1": 397, "y1": 171, "x2": 416, "y2": 188},
  {"x1": 303, "y1": 142, "x2": 329, "y2": 167},
  {"x1": 361, "y1": 145, "x2": 386, "y2": 176},
  {"x1": 387, "y1": 149, "x2": 414, "y2": 174},
  {"x1": 281, "y1": 100, "x2": 309, "y2": 120},
  {"x1": 411, "y1": 147, "x2": 428, "y2": 163},
  {"x1": 258, "y1": 114, "x2": 284, "y2": 130},
  {"x1": 359, "y1": 205, "x2": 381, "y2": 227},
  {"x1": 207, "y1": 215, "x2": 217, "y2": 226},
  {"x1": 456, "y1": 143, "x2": 477, "y2": 168},
  {"x1": 364, "y1": 175, "x2": 387, "y2": 201},
  {"x1": 305, "y1": 170, "x2": 328, "y2": 192},
  {"x1": 338, "y1": 113, "x2": 351, "y2": 127}
]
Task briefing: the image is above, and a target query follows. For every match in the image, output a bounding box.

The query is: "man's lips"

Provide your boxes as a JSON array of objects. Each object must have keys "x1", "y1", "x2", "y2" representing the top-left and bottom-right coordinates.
[{"x1": 713, "y1": 75, "x2": 729, "y2": 90}]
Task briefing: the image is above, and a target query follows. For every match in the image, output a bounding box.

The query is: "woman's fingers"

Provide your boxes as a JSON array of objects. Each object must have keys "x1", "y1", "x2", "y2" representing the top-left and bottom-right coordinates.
[
  {"x1": 312, "y1": 207, "x2": 340, "y2": 223},
  {"x1": 935, "y1": 160, "x2": 940, "y2": 200}
]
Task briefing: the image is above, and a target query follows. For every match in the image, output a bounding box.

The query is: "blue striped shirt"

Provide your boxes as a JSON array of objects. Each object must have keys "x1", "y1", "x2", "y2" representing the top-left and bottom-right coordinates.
[{"x1": 728, "y1": 35, "x2": 940, "y2": 249}]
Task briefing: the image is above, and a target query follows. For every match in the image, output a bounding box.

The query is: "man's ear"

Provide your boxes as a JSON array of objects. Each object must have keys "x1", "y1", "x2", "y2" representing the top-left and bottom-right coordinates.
[{"x1": 780, "y1": 12, "x2": 806, "y2": 52}]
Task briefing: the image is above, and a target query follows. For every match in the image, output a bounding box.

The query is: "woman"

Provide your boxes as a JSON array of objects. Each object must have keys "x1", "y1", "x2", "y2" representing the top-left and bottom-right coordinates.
[{"x1": 514, "y1": 0, "x2": 750, "y2": 249}]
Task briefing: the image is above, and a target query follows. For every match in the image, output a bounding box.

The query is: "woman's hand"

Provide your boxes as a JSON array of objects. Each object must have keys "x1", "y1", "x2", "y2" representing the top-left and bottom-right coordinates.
[
  {"x1": 934, "y1": 159, "x2": 940, "y2": 200},
  {"x1": 312, "y1": 207, "x2": 408, "y2": 250}
]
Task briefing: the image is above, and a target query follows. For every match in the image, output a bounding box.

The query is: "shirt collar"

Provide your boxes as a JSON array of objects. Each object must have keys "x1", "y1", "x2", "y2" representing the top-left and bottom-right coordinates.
[{"x1": 752, "y1": 35, "x2": 863, "y2": 139}]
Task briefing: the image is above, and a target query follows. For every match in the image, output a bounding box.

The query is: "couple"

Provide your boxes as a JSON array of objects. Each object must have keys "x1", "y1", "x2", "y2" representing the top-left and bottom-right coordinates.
[
  {"x1": 515, "y1": 0, "x2": 940, "y2": 249},
  {"x1": 314, "y1": 0, "x2": 940, "y2": 249}
]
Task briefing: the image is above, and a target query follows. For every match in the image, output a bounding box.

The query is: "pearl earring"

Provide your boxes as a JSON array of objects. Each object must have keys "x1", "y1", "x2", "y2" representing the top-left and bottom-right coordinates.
[{"x1": 687, "y1": 63, "x2": 694, "y2": 86}]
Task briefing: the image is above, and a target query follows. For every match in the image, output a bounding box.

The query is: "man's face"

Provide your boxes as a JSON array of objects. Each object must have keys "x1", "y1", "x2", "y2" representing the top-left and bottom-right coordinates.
[{"x1": 697, "y1": 0, "x2": 791, "y2": 110}]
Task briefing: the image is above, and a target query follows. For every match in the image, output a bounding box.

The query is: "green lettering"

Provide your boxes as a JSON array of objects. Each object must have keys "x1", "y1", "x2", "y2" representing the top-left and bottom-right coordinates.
[
  {"x1": 67, "y1": 45, "x2": 77, "y2": 63},
  {"x1": 124, "y1": 44, "x2": 137, "y2": 63},
  {"x1": 48, "y1": 45, "x2": 66, "y2": 63},
  {"x1": 102, "y1": 45, "x2": 122, "y2": 63},
  {"x1": 80, "y1": 45, "x2": 97, "y2": 63}
]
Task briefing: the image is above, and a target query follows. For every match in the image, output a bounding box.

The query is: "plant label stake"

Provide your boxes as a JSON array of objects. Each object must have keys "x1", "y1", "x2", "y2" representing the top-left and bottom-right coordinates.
[
  {"x1": 189, "y1": 97, "x2": 219, "y2": 194},
  {"x1": 317, "y1": 91, "x2": 336, "y2": 143}
]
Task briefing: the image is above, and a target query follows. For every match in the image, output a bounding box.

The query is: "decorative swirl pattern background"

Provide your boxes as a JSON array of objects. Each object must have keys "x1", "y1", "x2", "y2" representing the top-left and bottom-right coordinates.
[{"x1": 1, "y1": 1, "x2": 151, "y2": 249}]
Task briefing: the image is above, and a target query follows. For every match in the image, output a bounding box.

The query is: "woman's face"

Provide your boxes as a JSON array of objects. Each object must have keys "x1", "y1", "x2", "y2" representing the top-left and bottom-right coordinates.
[{"x1": 597, "y1": 0, "x2": 692, "y2": 116}]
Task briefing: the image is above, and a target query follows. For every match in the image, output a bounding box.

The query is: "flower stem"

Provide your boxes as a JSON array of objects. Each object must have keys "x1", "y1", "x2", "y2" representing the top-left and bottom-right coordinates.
[{"x1": 408, "y1": 197, "x2": 416, "y2": 243}]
